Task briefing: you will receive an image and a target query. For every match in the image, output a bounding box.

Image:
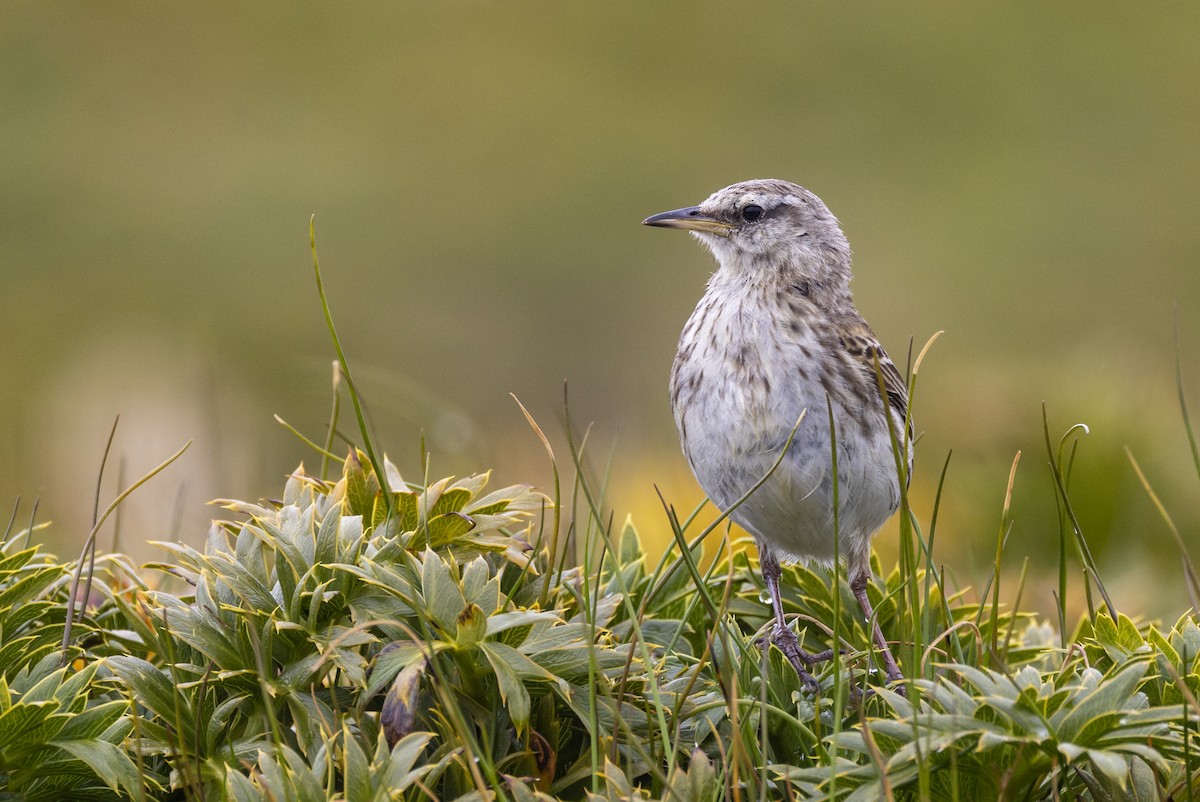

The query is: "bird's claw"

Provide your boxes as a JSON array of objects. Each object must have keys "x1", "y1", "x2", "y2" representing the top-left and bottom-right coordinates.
[{"x1": 756, "y1": 623, "x2": 833, "y2": 693}]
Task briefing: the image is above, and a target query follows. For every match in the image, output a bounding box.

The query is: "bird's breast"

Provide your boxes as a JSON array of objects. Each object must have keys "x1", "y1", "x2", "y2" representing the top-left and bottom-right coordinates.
[{"x1": 671, "y1": 290, "x2": 824, "y2": 465}]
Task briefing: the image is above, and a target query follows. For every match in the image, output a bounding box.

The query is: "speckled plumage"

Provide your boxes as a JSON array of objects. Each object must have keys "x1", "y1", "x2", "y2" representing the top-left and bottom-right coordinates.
[{"x1": 645, "y1": 179, "x2": 912, "y2": 689}]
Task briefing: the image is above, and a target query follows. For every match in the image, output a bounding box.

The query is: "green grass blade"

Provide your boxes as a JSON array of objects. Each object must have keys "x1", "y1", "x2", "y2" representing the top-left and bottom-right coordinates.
[{"x1": 309, "y1": 215, "x2": 393, "y2": 514}]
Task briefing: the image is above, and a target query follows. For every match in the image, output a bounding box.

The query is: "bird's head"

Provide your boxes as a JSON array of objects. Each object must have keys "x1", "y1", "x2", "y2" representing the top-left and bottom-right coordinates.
[{"x1": 643, "y1": 179, "x2": 851, "y2": 283}]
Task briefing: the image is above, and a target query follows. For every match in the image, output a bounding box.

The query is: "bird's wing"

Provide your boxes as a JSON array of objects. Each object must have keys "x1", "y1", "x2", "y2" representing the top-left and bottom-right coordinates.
[{"x1": 838, "y1": 318, "x2": 911, "y2": 436}]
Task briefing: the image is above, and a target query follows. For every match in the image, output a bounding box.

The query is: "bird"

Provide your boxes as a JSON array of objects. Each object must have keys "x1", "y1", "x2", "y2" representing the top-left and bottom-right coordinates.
[{"x1": 643, "y1": 179, "x2": 911, "y2": 691}]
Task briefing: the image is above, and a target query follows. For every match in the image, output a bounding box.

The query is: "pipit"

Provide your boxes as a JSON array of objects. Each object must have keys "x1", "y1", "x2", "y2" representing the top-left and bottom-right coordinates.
[{"x1": 644, "y1": 179, "x2": 911, "y2": 691}]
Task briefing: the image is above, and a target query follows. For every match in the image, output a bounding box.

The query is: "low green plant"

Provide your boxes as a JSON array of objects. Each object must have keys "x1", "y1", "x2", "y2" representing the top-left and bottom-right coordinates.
[
  {"x1": 6, "y1": 390, "x2": 1200, "y2": 800},
  {"x1": 0, "y1": 525, "x2": 151, "y2": 800},
  {"x1": 1, "y1": 429, "x2": 1186, "y2": 801}
]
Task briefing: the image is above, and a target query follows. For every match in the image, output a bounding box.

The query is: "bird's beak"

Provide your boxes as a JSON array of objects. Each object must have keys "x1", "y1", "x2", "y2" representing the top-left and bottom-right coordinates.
[{"x1": 642, "y1": 206, "x2": 734, "y2": 236}]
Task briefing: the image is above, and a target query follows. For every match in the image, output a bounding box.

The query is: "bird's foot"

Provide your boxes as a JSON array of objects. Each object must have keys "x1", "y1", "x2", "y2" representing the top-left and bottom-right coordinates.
[
  {"x1": 849, "y1": 572, "x2": 907, "y2": 695},
  {"x1": 756, "y1": 623, "x2": 834, "y2": 693}
]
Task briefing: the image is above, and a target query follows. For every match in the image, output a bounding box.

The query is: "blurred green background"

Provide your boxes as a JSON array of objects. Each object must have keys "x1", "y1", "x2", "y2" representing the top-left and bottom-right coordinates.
[{"x1": 4, "y1": 3, "x2": 1199, "y2": 620}]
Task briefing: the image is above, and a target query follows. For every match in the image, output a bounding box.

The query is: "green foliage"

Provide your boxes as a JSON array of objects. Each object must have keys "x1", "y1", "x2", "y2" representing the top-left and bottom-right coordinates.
[
  {"x1": 0, "y1": 538, "x2": 70, "y2": 681},
  {"x1": 789, "y1": 651, "x2": 1183, "y2": 799},
  {"x1": 0, "y1": 530, "x2": 151, "y2": 800},
  {"x1": 0, "y1": 655, "x2": 144, "y2": 801},
  {"x1": 5, "y1": 434, "x2": 1200, "y2": 799}
]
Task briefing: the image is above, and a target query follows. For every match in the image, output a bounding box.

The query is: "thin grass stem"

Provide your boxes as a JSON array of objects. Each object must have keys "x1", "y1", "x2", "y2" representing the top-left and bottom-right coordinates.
[{"x1": 309, "y1": 215, "x2": 393, "y2": 514}]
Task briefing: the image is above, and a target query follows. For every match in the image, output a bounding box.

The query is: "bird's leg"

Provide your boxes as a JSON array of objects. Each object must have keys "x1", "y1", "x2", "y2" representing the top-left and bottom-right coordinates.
[
  {"x1": 850, "y1": 571, "x2": 905, "y2": 690},
  {"x1": 757, "y1": 547, "x2": 833, "y2": 691}
]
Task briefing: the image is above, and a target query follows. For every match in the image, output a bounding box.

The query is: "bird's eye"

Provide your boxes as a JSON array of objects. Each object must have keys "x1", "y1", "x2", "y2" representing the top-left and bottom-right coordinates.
[{"x1": 741, "y1": 204, "x2": 764, "y2": 222}]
